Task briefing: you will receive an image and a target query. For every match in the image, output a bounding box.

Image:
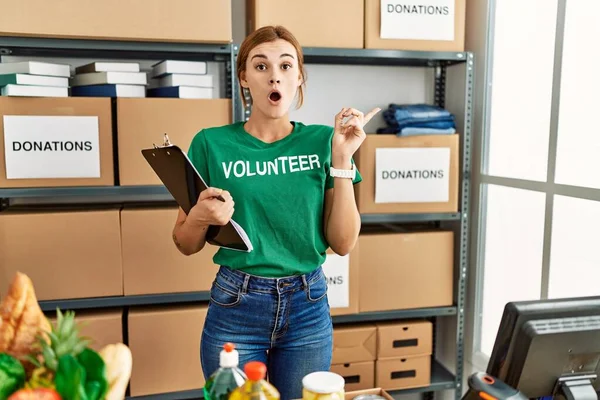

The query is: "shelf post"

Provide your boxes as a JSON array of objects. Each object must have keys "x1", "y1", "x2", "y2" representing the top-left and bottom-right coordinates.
[{"x1": 455, "y1": 51, "x2": 475, "y2": 400}]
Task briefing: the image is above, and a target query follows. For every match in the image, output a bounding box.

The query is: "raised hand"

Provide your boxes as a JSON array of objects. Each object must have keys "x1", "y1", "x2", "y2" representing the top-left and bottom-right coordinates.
[{"x1": 332, "y1": 107, "x2": 381, "y2": 163}]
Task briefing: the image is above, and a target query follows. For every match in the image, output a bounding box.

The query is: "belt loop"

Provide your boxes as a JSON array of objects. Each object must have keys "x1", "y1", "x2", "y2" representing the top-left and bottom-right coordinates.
[
  {"x1": 242, "y1": 274, "x2": 250, "y2": 294},
  {"x1": 301, "y1": 274, "x2": 308, "y2": 290}
]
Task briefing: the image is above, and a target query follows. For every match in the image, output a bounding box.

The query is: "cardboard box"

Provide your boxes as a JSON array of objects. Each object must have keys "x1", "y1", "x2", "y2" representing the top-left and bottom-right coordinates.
[
  {"x1": 332, "y1": 324, "x2": 377, "y2": 364},
  {"x1": 358, "y1": 230, "x2": 453, "y2": 313},
  {"x1": 47, "y1": 309, "x2": 123, "y2": 352},
  {"x1": 331, "y1": 361, "x2": 375, "y2": 392},
  {"x1": 247, "y1": 0, "x2": 364, "y2": 48},
  {"x1": 128, "y1": 305, "x2": 208, "y2": 396},
  {"x1": 0, "y1": 97, "x2": 114, "y2": 188},
  {"x1": 116, "y1": 98, "x2": 231, "y2": 186},
  {"x1": 376, "y1": 320, "x2": 432, "y2": 358},
  {"x1": 121, "y1": 207, "x2": 220, "y2": 295},
  {"x1": 355, "y1": 134, "x2": 459, "y2": 214},
  {"x1": 345, "y1": 388, "x2": 394, "y2": 400},
  {"x1": 0, "y1": 0, "x2": 232, "y2": 43},
  {"x1": 0, "y1": 210, "x2": 123, "y2": 300},
  {"x1": 365, "y1": 0, "x2": 466, "y2": 51},
  {"x1": 325, "y1": 244, "x2": 359, "y2": 316},
  {"x1": 376, "y1": 355, "x2": 431, "y2": 390}
]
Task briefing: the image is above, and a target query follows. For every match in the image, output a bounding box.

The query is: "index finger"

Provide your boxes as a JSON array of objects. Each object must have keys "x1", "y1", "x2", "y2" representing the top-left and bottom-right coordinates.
[{"x1": 364, "y1": 107, "x2": 382, "y2": 124}]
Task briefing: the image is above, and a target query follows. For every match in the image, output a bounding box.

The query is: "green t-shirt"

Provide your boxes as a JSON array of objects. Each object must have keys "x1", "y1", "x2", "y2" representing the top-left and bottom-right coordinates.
[{"x1": 187, "y1": 121, "x2": 362, "y2": 278}]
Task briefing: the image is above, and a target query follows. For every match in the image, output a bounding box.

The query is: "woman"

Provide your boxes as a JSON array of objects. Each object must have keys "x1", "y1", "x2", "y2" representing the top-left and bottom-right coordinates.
[{"x1": 172, "y1": 25, "x2": 379, "y2": 399}]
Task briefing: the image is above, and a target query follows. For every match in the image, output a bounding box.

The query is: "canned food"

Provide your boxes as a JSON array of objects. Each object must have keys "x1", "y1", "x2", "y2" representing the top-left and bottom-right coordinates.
[{"x1": 302, "y1": 371, "x2": 345, "y2": 400}]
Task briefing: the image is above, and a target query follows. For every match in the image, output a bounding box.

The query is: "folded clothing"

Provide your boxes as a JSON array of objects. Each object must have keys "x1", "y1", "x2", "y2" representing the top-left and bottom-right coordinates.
[
  {"x1": 385, "y1": 103, "x2": 452, "y2": 124},
  {"x1": 379, "y1": 103, "x2": 457, "y2": 134},
  {"x1": 400, "y1": 127, "x2": 456, "y2": 136}
]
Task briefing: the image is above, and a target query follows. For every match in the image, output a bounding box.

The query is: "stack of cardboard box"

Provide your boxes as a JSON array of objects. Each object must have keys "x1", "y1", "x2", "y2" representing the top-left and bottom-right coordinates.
[{"x1": 331, "y1": 320, "x2": 433, "y2": 393}]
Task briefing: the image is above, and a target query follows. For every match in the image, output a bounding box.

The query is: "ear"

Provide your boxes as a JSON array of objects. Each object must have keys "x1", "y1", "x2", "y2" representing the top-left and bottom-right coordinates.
[{"x1": 240, "y1": 71, "x2": 249, "y2": 88}]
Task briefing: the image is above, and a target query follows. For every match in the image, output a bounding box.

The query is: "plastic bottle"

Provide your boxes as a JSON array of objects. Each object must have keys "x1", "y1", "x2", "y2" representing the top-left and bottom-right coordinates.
[
  {"x1": 203, "y1": 343, "x2": 247, "y2": 400},
  {"x1": 229, "y1": 361, "x2": 280, "y2": 400}
]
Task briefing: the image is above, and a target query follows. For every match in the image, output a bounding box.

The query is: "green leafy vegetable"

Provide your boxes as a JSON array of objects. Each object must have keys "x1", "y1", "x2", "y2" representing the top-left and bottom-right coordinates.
[
  {"x1": 77, "y1": 348, "x2": 108, "y2": 400},
  {"x1": 54, "y1": 348, "x2": 108, "y2": 400},
  {"x1": 0, "y1": 353, "x2": 26, "y2": 400}
]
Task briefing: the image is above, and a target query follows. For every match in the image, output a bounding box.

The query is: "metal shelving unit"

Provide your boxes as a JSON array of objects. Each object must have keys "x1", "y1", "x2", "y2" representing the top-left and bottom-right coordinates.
[
  {"x1": 0, "y1": 36, "x2": 240, "y2": 131},
  {"x1": 0, "y1": 36, "x2": 473, "y2": 400},
  {"x1": 0, "y1": 185, "x2": 460, "y2": 224},
  {"x1": 39, "y1": 292, "x2": 457, "y2": 321}
]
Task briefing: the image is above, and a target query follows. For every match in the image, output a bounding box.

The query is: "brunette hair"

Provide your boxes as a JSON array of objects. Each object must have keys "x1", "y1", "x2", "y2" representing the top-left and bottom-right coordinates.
[{"x1": 237, "y1": 25, "x2": 306, "y2": 108}]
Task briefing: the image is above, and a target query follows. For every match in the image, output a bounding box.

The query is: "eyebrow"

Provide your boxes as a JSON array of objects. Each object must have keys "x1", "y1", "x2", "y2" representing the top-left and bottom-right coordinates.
[{"x1": 251, "y1": 53, "x2": 295, "y2": 60}]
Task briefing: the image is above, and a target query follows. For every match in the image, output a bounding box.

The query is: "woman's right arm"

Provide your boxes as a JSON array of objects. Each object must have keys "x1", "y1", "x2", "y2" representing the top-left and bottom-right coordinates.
[{"x1": 172, "y1": 187, "x2": 235, "y2": 256}]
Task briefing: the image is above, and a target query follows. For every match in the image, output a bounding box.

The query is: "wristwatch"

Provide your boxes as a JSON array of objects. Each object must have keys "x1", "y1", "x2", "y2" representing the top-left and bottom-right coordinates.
[{"x1": 330, "y1": 163, "x2": 356, "y2": 179}]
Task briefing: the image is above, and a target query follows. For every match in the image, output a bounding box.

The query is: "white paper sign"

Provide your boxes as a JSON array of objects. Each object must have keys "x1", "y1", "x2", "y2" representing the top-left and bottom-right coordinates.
[
  {"x1": 323, "y1": 254, "x2": 350, "y2": 309},
  {"x1": 375, "y1": 147, "x2": 451, "y2": 203},
  {"x1": 380, "y1": 0, "x2": 455, "y2": 41},
  {"x1": 3, "y1": 115, "x2": 100, "y2": 179}
]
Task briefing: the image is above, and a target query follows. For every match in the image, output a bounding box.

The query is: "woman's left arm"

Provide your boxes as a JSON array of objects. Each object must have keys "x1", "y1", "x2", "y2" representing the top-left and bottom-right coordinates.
[{"x1": 324, "y1": 107, "x2": 381, "y2": 256}]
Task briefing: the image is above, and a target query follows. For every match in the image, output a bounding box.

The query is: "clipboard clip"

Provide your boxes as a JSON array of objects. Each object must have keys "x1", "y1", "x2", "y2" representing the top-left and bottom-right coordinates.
[{"x1": 153, "y1": 133, "x2": 172, "y2": 149}]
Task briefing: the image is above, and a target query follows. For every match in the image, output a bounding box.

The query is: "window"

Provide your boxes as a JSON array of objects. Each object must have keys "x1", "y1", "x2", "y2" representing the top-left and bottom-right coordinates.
[
  {"x1": 549, "y1": 196, "x2": 600, "y2": 299},
  {"x1": 480, "y1": 185, "x2": 546, "y2": 356},
  {"x1": 554, "y1": 0, "x2": 600, "y2": 189},
  {"x1": 472, "y1": 0, "x2": 600, "y2": 367},
  {"x1": 485, "y1": 0, "x2": 557, "y2": 182}
]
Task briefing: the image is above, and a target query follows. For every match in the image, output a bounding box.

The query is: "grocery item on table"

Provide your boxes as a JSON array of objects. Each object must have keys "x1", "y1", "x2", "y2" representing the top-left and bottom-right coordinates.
[
  {"x1": 229, "y1": 361, "x2": 280, "y2": 400},
  {"x1": 203, "y1": 342, "x2": 247, "y2": 400},
  {"x1": 0, "y1": 271, "x2": 133, "y2": 400},
  {"x1": 301, "y1": 371, "x2": 345, "y2": 400}
]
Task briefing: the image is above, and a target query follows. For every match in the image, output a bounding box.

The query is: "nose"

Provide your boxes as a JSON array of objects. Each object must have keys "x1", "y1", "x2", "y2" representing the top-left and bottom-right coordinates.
[{"x1": 269, "y1": 78, "x2": 280, "y2": 84}]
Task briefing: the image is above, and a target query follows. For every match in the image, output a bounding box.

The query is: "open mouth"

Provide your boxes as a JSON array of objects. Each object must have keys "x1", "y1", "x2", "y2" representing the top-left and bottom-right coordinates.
[{"x1": 268, "y1": 90, "x2": 282, "y2": 103}]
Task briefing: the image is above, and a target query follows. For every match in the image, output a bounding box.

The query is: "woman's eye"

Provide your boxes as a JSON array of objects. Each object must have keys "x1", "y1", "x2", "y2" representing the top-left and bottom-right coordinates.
[
  {"x1": 282, "y1": 64, "x2": 293, "y2": 70},
  {"x1": 256, "y1": 64, "x2": 266, "y2": 71}
]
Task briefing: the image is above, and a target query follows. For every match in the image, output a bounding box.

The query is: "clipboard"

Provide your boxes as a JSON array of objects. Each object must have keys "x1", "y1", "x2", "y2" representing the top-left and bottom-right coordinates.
[{"x1": 141, "y1": 134, "x2": 253, "y2": 253}]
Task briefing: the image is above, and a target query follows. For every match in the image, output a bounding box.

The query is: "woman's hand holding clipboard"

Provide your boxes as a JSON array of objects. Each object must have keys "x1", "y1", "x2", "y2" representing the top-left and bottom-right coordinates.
[
  {"x1": 187, "y1": 187, "x2": 235, "y2": 228},
  {"x1": 141, "y1": 134, "x2": 253, "y2": 252}
]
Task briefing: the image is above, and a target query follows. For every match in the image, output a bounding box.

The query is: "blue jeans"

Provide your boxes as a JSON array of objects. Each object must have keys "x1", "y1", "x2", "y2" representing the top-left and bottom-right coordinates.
[{"x1": 200, "y1": 265, "x2": 333, "y2": 400}]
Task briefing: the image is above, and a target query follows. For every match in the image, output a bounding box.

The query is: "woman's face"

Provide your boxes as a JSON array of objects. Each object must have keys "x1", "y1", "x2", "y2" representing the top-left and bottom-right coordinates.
[{"x1": 241, "y1": 39, "x2": 302, "y2": 119}]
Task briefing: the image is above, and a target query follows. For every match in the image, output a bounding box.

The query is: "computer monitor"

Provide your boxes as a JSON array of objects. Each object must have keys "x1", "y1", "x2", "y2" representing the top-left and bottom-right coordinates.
[{"x1": 486, "y1": 296, "x2": 600, "y2": 400}]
